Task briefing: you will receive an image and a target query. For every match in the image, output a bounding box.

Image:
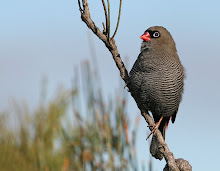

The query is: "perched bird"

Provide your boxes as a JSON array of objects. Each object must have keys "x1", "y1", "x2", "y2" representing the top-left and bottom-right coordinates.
[{"x1": 129, "y1": 26, "x2": 184, "y2": 159}]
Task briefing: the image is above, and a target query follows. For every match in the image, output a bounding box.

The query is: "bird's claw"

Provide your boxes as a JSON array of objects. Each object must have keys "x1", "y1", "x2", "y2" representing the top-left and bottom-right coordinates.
[
  {"x1": 146, "y1": 116, "x2": 164, "y2": 140},
  {"x1": 124, "y1": 83, "x2": 130, "y2": 92}
]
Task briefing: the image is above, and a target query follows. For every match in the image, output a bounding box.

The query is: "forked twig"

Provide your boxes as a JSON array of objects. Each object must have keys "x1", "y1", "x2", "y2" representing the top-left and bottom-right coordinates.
[
  {"x1": 78, "y1": 0, "x2": 129, "y2": 84},
  {"x1": 78, "y1": 0, "x2": 83, "y2": 13}
]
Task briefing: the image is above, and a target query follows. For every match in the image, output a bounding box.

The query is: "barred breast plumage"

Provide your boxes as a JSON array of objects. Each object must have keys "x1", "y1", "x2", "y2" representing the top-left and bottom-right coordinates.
[{"x1": 129, "y1": 26, "x2": 184, "y2": 160}]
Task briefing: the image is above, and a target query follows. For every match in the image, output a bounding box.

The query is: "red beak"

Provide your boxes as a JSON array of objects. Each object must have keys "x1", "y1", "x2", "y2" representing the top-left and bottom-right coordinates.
[{"x1": 140, "y1": 32, "x2": 150, "y2": 41}]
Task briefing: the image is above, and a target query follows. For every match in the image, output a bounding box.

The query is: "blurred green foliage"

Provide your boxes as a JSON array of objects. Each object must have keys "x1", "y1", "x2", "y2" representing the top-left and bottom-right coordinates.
[{"x1": 0, "y1": 62, "x2": 144, "y2": 171}]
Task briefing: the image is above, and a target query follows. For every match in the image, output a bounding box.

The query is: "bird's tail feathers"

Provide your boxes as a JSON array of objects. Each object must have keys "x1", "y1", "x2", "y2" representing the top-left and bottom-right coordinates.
[{"x1": 158, "y1": 116, "x2": 170, "y2": 140}]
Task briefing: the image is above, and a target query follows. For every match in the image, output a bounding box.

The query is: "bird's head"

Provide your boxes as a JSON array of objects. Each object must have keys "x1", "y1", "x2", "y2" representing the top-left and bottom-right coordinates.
[{"x1": 140, "y1": 26, "x2": 177, "y2": 53}]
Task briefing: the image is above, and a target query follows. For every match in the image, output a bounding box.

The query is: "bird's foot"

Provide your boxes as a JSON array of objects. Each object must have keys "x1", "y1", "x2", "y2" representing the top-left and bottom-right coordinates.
[
  {"x1": 146, "y1": 116, "x2": 164, "y2": 140},
  {"x1": 146, "y1": 123, "x2": 160, "y2": 140}
]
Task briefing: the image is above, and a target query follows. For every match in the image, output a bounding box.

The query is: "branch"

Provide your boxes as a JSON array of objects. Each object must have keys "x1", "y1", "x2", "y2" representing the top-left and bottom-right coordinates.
[{"x1": 77, "y1": 1, "x2": 191, "y2": 170}]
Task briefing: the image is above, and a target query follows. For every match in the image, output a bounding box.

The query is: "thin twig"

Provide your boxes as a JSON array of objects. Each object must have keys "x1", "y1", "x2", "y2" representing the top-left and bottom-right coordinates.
[
  {"x1": 101, "y1": 0, "x2": 108, "y2": 34},
  {"x1": 78, "y1": 0, "x2": 83, "y2": 14},
  {"x1": 112, "y1": 0, "x2": 122, "y2": 39},
  {"x1": 106, "y1": 0, "x2": 110, "y2": 39},
  {"x1": 102, "y1": 22, "x2": 106, "y2": 32}
]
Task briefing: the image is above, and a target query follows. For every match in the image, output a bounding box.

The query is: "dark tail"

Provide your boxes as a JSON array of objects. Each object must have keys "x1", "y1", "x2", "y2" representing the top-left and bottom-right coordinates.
[{"x1": 158, "y1": 117, "x2": 170, "y2": 140}]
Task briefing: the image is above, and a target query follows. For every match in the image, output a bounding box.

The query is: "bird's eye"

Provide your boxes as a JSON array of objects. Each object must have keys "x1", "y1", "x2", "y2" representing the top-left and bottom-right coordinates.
[{"x1": 153, "y1": 32, "x2": 160, "y2": 38}]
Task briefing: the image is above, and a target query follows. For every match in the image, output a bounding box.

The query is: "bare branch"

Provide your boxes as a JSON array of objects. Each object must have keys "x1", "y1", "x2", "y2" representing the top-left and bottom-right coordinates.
[
  {"x1": 112, "y1": 0, "x2": 122, "y2": 39},
  {"x1": 79, "y1": 0, "x2": 129, "y2": 84},
  {"x1": 77, "y1": 1, "x2": 191, "y2": 170}
]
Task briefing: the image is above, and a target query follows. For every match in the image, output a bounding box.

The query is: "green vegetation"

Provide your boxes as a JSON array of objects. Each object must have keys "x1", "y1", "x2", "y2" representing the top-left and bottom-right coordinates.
[{"x1": 0, "y1": 62, "x2": 145, "y2": 171}]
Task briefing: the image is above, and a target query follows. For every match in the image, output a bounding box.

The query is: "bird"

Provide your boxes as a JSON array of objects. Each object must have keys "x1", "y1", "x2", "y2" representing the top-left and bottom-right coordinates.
[{"x1": 128, "y1": 26, "x2": 184, "y2": 159}]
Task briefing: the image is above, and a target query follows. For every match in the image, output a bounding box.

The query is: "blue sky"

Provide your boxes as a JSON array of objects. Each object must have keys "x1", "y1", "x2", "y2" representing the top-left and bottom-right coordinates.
[{"x1": 1, "y1": 0, "x2": 220, "y2": 170}]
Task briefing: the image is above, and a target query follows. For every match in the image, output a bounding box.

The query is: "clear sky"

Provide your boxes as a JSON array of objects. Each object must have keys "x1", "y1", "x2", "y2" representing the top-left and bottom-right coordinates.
[{"x1": 1, "y1": 0, "x2": 220, "y2": 170}]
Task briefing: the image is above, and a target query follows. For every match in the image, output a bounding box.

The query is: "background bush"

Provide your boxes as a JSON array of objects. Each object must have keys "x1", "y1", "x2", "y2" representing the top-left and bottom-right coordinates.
[{"x1": 0, "y1": 62, "x2": 151, "y2": 171}]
